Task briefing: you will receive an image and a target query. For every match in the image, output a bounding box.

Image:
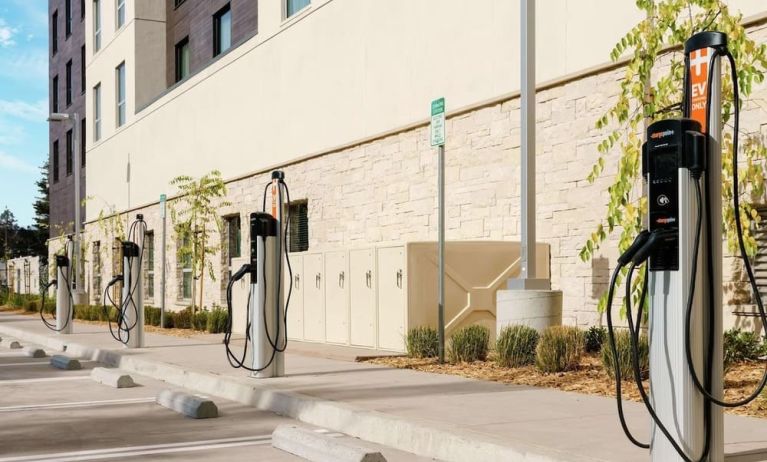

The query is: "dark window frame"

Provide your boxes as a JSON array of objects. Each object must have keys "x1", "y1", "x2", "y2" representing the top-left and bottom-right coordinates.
[
  {"x1": 81, "y1": 118, "x2": 86, "y2": 167},
  {"x1": 51, "y1": 10, "x2": 58, "y2": 55},
  {"x1": 213, "y1": 3, "x2": 232, "y2": 57},
  {"x1": 81, "y1": 0, "x2": 86, "y2": 20},
  {"x1": 81, "y1": 45, "x2": 86, "y2": 94},
  {"x1": 65, "y1": 60, "x2": 73, "y2": 107},
  {"x1": 65, "y1": 0, "x2": 72, "y2": 37},
  {"x1": 66, "y1": 129, "x2": 73, "y2": 176},
  {"x1": 52, "y1": 75, "x2": 59, "y2": 112},
  {"x1": 52, "y1": 141, "x2": 60, "y2": 183},
  {"x1": 174, "y1": 36, "x2": 190, "y2": 83},
  {"x1": 288, "y1": 200, "x2": 309, "y2": 252},
  {"x1": 174, "y1": 0, "x2": 187, "y2": 8}
]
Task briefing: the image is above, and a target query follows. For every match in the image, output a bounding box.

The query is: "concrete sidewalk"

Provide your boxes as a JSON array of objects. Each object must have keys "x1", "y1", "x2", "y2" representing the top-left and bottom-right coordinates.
[{"x1": 2, "y1": 312, "x2": 766, "y2": 462}]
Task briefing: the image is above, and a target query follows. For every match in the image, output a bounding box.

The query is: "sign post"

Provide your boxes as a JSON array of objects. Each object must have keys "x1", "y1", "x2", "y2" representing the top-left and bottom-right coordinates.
[
  {"x1": 431, "y1": 98, "x2": 446, "y2": 363},
  {"x1": 159, "y1": 194, "x2": 167, "y2": 329}
]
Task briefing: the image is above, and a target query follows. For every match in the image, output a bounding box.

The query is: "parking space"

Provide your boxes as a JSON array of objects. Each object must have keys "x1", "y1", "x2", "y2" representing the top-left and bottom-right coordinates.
[{"x1": 0, "y1": 345, "x2": 302, "y2": 462}]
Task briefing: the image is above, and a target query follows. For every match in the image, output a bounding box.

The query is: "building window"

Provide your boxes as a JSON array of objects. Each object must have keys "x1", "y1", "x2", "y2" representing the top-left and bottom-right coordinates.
[
  {"x1": 286, "y1": 0, "x2": 310, "y2": 18},
  {"x1": 65, "y1": 60, "x2": 73, "y2": 107},
  {"x1": 81, "y1": 118, "x2": 86, "y2": 167},
  {"x1": 65, "y1": 0, "x2": 72, "y2": 37},
  {"x1": 52, "y1": 141, "x2": 60, "y2": 183},
  {"x1": 174, "y1": 0, "x2": 187, "y2": 7},
  {"x1": 81, "y1": 0, "x2": 86, "y2": 20},
  {"x1": 93, "y1": 83, "x2": 101, "y2": 141},
  {"x1": 92, "y1": 241, "x2": 101, "y2": 300},
  {"x1": 51, "y1": 11, "x2": 58, "y2": 55},
  {"x1": 66, "y1": 130, "x2": 73, "y2": 176},
  {"x1": 175, "y1": 37, "x2": 190, "y2": 83},
  {"x1": 116, "y1": 62, "x2": 126, "y2": 127},
  {"x1": 288, "y1": 200, "x2": 309, "y2": 252},
  {"x1": 81, "y1": 45, "x2": 86, "y2": 94},
  {"x1": 226, "y1": 215, "x2": 241, "y2": 265},
  {"x1": 93, "y1": 0, "x2": 101, "y2": 52},
  {"x1": 52, "y1": 75, "x2": 59, "y2": 112},
  {"x1": 144, "y1": 231, "x2": 155, "y2": 299},
  {"x1": 116, "y1": 0, "x2": 125, "y2": 29},
  {"x1": 213, "y1": 4, "x2": 232, "y2": 57},
  {"x1": 180, "y1": 236, "x2": 193, "y2": 300}
]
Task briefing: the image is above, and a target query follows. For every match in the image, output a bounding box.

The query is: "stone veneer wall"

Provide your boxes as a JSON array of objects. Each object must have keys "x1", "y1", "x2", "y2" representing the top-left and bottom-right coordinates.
[{"x1": 68, "y1": 21, "x2": 767, "y2": 328}]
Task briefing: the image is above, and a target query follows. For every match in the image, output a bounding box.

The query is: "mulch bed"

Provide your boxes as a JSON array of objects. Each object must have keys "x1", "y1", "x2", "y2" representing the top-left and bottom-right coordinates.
[{"x1": 365, "y1": 353, "x2": 767, "y2": 419}]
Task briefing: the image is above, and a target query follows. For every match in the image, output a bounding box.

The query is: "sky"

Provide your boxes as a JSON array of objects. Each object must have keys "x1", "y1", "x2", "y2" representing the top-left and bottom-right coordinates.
[{"x1": 0, "y1": 0, "x2": 48, "y2": 228}]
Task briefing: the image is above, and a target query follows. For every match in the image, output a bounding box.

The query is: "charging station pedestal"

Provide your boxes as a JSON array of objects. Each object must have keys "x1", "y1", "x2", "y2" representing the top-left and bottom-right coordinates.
[
  {"x1": 269, "y1": 172, "x2": 287, "y2": 377},
  {"x1": 647, "y1": 32, "x2": 724, "y2": 461},
  {"x1": 55, "y1": 253, "x2": 73, "y2": 334},
  {"x1": 250, "y1": 212, "x2": 282, "y2": 378},
  {"x1": 121, "y1": 241, "x2": 144, "y2": 348}
]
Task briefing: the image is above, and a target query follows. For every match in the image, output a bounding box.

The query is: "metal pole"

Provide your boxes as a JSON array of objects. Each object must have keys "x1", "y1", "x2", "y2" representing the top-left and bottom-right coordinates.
[
  {"x1": 438, "y1": 144, "x2": 445, "y2": 364},
  {"x1": 73, "y1": 113, "x2": 82, "y2": 298},
  {"x1": 160, "y1": 202, "x2": 166, "y2": 329},
  {"x1": 520, "y1": 0, "x2": 536, "y2": 281}
]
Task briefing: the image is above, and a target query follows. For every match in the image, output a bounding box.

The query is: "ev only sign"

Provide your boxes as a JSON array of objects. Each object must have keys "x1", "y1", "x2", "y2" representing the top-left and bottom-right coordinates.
[{"x1": 430, "y1": 97, "x2": 446, "y2": 147}]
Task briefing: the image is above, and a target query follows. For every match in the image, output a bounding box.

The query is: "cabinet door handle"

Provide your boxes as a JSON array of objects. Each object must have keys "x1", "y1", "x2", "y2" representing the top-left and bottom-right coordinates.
[
  {"x1": 316, "y1": 273, "x2": 321, "y2": 288},
  {"x1": 339, "y1": 271, "x2": 345, "y2": 288},
  {"x1": 396, "y1": 269, "x2": 403, "y2": 289},
  {"x1": 294, "y1": 274, "x2": 300, "y2": 290},
  {"x1": 366, "y1": 270, "x2": 372, "y2": 288}
]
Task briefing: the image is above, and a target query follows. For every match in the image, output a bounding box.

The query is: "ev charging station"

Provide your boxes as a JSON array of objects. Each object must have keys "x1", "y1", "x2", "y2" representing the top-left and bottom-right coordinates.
[
  {"x1": 606, "y1": 31, "x2": 767, "y2": 462},
  {"x1": 39, "y1": 235, "x2": 74, "y2": 334},
  {"x1": 225, "y1": 171, "x2": 292, "y2": 379},
  {"x1": 103, "y1": 214, "x2": 147, "y2": 348}
]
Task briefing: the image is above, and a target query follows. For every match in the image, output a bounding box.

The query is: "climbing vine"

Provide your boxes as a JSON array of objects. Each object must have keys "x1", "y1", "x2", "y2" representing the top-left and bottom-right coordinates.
[{"x1": 581, "y1": 0, "x2": 767, "y2": 313}]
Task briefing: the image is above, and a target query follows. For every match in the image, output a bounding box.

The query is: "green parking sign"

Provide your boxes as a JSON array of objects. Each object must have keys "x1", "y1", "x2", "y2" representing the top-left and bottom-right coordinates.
[{"x1": 430, "y1": 98, "x2": 445, "y2": 147}]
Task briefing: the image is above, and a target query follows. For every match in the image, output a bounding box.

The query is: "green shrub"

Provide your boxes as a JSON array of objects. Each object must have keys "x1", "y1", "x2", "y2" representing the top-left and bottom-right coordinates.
[
  {"x1": 496, "y1": 325, "x2": 539, "y2": 367},
  {"x1": 601, "y1": 330, "x2": 649, "y2": 380},
  {"x1": 10, "y1": 293, "x2": 26, "y2": 308},
  {"x1": 724, "y1": 328, "x2": 767, "y2": 371},
  {"x1": 536, "y1": 326, "x2": 584, "y2": 373},
  {"x1": 24, "y1": 300, "x2": 39, "y2": 313},
  {"x1": 585, "y1": 326, "x2": 608, "y2": 353},
  {"x1": 163, "y1": 311, "x2": 175, "y2": 328},
  {"x1": 406, "y1": 326, "x2": 439, "y2": 358},
  {"x1": 173, "y1": 307, "x2": 193, "y2": 329},
  {"x1": 193, "y1": 310, "x2": 209, "y2": 331},
  {"x1": 145, "y1": 306, "x2": 161, "y2": 327},
  {"x1": 448, "y1": 325, "x2": 490, "y2": 363},
  {"x1": 207, "y1": 307, "x2": 228, "y2": 333}
]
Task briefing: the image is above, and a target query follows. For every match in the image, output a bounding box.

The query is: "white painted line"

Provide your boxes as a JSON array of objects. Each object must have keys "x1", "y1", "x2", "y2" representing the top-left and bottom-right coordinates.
[
  {"x1": 0, "y1": 435, "x2": 272, "y2": 462},
  {"x1": 0, "y1": 397, "x2": 155, "y2": 413},
  {"x1": 0, "y1": 376, "x2": 90, "y2": 385},
  {"x1": 0, "y1": 362, "x2": 55, "y2": 367}
]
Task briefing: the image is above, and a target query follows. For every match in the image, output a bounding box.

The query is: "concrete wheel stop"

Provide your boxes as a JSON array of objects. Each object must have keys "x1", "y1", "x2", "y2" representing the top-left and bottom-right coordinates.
[
  {"x1": 90, "y1": 367, "x2": 136, "y2": 388},
  {"x1": 50, "y1": 355, "x2": 81, "y2": 370},
  {"x1": 272, "y1": 425, "x2": 387, "y2": 462},
  {"x1": 1, "y1": 338, "x2": 22, "y2": 349},
  {"x1": 156, "y1": 389, "x2": 218, "y2": 419},
  {"x1": 24, "y1": 346, "x2": 46, "y2": 358}
]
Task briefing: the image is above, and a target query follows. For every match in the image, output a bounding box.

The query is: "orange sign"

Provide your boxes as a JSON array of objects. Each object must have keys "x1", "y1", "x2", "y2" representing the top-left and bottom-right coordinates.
[
  {"x1": 271, "y1": 180, "x2": 279, "y2": 219},
  {"x1": 689, "y1": 47, "x2": 710, "y2": 133}
]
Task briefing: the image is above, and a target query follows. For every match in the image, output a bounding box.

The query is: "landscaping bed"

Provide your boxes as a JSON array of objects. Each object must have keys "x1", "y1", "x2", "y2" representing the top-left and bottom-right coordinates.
[{"x1": 366, "y1": 352, "x2": 767, "y2": 419}]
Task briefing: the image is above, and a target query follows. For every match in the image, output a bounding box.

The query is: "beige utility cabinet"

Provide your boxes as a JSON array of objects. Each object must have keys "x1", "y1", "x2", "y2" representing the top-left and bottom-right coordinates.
[
  {"x1": 302, "y1": 253, "x2": 325, "y2": 342},
  {"x1": 286, "y1": 254, "x2": 304, "y2": 341},
  {"x1": 349, "y1": 249, "x2": 376, "y2": 347},
  {"x1": 324, "y1": 251, "x2": 349, "y2": 344},
  {"x1": 376, "y1": 246, "x2": 406, "y2": 351}
]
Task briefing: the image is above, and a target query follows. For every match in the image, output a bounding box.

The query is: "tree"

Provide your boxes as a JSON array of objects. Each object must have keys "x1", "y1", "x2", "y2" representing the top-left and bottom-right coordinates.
[
  {"x1": 33, "y1": 161, "x2": 50, "y2": 239},
  {"x1": 0, "y1": 208, "x2": 18, "y2": 260},
  {"x1": 170, "y1": 170, "x2": 230, "y2": 312},
  {"x1": 581, "y1": 0, "x2": 767, "y2": 314}
]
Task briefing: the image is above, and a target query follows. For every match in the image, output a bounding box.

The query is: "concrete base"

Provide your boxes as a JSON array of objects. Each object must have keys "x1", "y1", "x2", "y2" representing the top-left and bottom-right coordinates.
[
  {"x1": 91, "y1": 367, "x2": 135, "y2": 388},
  {"x1": 272, "y1": 425, "x2": 386, "y2": 462},
  {"x1": 496, "y1": 289, "x2": 563, "y2": 335},
  {"x1": 156, "y1": 389, "x2": 218, "y2": 419},
  {"x1": 24, "y1": 347, "x2": 46, "y2": 358},
  {"x1": 51, "y1": 355, "x2": 81, "y2": 370},
  {"x1": 506, "y1": 278, "x2": 551, "y2": 290}
]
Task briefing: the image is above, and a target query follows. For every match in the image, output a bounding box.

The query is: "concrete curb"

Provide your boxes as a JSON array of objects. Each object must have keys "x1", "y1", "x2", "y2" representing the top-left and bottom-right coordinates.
[
  {"x1": 50, "y1": 355, "x2": 82, "y2": 370},
  {"x1": 156, "y1": 389, "x2": 218, "y2": 419},
  {"x1": 91, "y1": 367, "x2": 135, "y2": 388},
  {"x1": 272, "y1": 424, "x2": 386, "y2": 462},
  {"x1": 0, "y1": 322, "x2": 594, "y2": 462}
]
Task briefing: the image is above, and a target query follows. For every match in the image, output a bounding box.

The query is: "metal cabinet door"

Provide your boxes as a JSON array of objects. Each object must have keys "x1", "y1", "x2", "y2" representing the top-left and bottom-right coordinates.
[
  {"x1": 325, "y1": 251, "x2": 349, "y2": 344},
  {"x1": 350, "y1": 249, "x2": 376, "y2": 348},
  {"x1": 377, "y1": 247, "x2": 406, "y2": 351},
  {"x1": 302, "y1": 253, "x2": 325, "y2": 342},
  {"x1": 285, "y1": 254, "x2": 303, "y2": 341}
]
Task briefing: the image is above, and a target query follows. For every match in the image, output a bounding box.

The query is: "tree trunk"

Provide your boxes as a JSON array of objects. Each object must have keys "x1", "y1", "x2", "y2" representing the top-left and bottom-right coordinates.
[{"x1": 198, "y1": 231, "x2": 205, "y2": 313}]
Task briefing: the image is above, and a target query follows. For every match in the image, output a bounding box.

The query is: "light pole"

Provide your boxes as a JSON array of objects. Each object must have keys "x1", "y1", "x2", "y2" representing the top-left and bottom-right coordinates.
[{"x1": 48, "y1": 112, "x2": 85, "y2": 303}]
